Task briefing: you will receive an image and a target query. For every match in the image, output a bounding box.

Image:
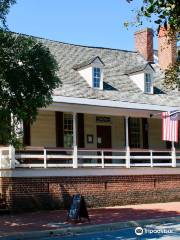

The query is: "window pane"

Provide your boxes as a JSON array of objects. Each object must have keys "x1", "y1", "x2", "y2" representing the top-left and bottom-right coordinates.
[
  {"x1": 93, "y1": 78, "x2": 100, "y2": 88},
  {"x1": 93, "y1": 68, "x2": 101, "y2": 88},
  {"x1": 64, "y1": 113, "x2": 73, "y2": 147},
  {"x1": 145, "y1": 74, "x2": 151, "y2": 93},
  {"x1": 64, "y1": 132, "x2": 73, "y2": 148},
  {"x1": 64, "y1": 114, "x2": 73, "y2": 131},
  {"x1": 129, "y1": 118, "x2": 140, "y2": 148}
]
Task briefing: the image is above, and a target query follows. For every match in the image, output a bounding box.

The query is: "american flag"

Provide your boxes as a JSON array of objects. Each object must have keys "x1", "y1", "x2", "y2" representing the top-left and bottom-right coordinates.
[{"x1": 162, "y1": 111, "x2": 179, "y2": 142}]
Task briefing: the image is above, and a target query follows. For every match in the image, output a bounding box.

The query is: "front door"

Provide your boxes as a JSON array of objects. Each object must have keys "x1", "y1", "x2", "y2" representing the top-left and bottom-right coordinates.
[{"x1": 97, "y1": 125, "x2": 112, "y2": 149}]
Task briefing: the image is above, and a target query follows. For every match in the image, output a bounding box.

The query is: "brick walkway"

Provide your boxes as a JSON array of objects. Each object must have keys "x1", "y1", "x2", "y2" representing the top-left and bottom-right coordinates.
[{"x1": 0, "y1": 202, "x2": 180, "y2": 237}]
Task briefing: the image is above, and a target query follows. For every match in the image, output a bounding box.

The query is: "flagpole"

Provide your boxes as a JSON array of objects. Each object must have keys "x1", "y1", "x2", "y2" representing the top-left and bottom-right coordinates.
[{"x1": 150, "y1": 110, "x2": 180, "y2": 118}]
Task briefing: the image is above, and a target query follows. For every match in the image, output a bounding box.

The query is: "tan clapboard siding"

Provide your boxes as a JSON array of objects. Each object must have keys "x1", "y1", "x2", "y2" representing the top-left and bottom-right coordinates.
[
  {"x1": 31, "y1": 111, "x2": 56, "y2": 147},
  {"x1": 84, "y1": 114, "x2": 97, "y2": 149},
  {"x1": 148, "y1": 118, "x2": 165, "y2": 148},
  {"x1": 112, "y1": 116, "x2": 125, "y2": 148},
  {"x1": 30, "y1": 111, "x2": 166, "y2": 149},
  {"x1": 84, "y1": 114, "x2": 125, "y2": 148}
]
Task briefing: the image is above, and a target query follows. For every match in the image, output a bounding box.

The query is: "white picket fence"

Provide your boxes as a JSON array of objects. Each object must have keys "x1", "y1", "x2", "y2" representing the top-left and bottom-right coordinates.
[{"x1": 0, "y1": 146, "x2": 180, "y2": 169}]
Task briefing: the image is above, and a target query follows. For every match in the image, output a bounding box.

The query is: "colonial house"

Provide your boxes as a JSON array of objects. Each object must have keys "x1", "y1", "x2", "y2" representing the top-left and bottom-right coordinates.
[{"x1": 1, "y1": 27, "x2": 180, "y2": 211}]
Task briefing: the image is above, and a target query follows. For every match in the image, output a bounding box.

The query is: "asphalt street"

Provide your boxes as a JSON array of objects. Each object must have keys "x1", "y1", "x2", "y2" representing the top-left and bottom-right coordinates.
[{"x1": 39, "y1": 222, "x2": 180, "y2": 240}]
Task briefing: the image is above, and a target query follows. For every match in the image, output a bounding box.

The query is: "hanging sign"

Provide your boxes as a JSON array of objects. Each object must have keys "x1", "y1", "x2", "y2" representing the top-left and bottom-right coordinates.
[{"x1": 96, "y1": 116, "x2": 111, "y2": 123}]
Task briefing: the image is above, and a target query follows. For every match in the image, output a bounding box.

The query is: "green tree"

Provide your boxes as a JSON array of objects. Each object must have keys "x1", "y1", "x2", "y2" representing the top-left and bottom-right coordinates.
[
  {"x1": 0, "y1": 1, "x2": 60, "y2": 146},
  {"x1": 125, "y1": 0, "x2": 180, "y2": 35},
  {"x1": 126, "y1": 0, "x2": 180, "y2": 90},
  {"x1": 0, "y1": 0, "x2": 16, "y2": 29}
]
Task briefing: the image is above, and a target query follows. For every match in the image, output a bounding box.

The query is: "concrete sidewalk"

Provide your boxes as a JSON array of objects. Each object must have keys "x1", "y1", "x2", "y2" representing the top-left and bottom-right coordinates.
[{"x1": 1, "y1": 202, "x2": 180, "y2": 238}]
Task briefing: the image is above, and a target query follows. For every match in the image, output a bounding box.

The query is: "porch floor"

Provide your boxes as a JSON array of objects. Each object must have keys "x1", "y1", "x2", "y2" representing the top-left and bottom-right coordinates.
[{"x1": 1, "y1": 167, "x2": 180, "y2": 177}]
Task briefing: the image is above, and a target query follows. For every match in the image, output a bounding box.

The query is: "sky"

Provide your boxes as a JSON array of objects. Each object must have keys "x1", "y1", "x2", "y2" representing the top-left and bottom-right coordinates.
[{"x1": 7, "y1": 0, "x2": 158, "y2": 51}]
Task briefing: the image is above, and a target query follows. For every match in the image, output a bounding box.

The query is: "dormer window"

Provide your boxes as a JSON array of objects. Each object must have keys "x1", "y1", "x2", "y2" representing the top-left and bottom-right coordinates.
[
  {"x1": 93, "y1": 67, "x2": 101, "y2": 88},
  {"x1": 127, "y1": 63, "x2": 154, "y2": 94},
  {"x1": 73, "y1": 56, "x2": 104, "y2": 90},
  {"x1": 144, "y1": 73, "x2": 152, "y2": 93}
]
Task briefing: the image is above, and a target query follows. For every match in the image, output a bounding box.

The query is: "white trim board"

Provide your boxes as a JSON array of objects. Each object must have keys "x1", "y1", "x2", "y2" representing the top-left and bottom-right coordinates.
[
  {"x1": 39, "y1": 96, "x2": 180, "y2": 118},
  {"x1": 1, "y1": 168, "x2": 180, "y2": 177},
  {"x1": 52, "y1": 96, "x2": 178, "y2": 112}
]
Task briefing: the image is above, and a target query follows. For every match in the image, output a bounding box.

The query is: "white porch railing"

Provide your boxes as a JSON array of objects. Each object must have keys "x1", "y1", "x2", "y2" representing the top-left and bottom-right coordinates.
[
  {"x1": 78, "y1": 149, "x2": 126, "y2": 168},
  {"x1": 129, "y1": 149, "x2": 174, "y2": 167},
  {"x1": 15, "y1": 147, "x2": 74, "y2": 168},
  {"x1": 1, "y1": 146, "x2": 180, "y2": 169}
]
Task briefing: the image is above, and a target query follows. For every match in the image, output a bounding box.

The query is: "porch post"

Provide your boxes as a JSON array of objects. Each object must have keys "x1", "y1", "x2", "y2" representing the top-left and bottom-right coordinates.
[
  {"x1": 172, "y1": 142, "x2": 176, "y2": 167},
  {"x1": 73, "y1": 112, "x2": 78, "y2": 168},
  {"x1": 44, "y1": 149, "x2": 47, "y2": 169},
  {"x1": 9, "y1": 145, "x2": 15, "y2": 169},
  {"x1": 125, "y1": 116, "x2": 130, "y2": 168}
]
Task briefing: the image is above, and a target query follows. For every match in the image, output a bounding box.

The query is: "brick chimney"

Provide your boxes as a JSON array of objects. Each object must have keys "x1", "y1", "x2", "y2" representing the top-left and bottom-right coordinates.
[
  {"x1": 135, "y1": 28, "x2": 154, "y2": 62},
  {"x1": 158, "y1": 26, "x2": 177, "y2": 70}
]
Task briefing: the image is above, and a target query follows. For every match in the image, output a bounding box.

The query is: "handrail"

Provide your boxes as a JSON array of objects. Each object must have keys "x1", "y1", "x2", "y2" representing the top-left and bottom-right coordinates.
[
  {"x1": 16, "y1": 147, "x2": 177, "y2": 152},
  {"x1": 78, "y1": 148, "x2": 126, "y2": 152},
  {"x1": 17, "y1": 147, "x2": 73, "y2": 151}
]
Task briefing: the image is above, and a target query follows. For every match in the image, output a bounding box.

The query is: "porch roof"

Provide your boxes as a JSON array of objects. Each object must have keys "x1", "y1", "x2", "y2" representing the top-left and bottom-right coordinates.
[
  {"x1": 42, "y1": 96, "x2": 180, "y2": 118},
  {"x1": 53, "y1": 96, "x2": 178, "y2": 112}
]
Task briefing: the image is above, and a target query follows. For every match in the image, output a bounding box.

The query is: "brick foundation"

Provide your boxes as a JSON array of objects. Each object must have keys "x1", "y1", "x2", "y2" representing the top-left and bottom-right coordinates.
[{"x1": 1, "y1": 175, "x2": 180, "y2": 212}]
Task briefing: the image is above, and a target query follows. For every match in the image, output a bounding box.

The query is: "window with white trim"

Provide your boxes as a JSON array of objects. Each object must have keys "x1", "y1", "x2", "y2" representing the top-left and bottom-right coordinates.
[
  {"x1": 144, "y1": 73, "x2": 152, "y2": 93},
  {"x1": 93, "y1": 67, "x2": 101, "y2": 88},
  {"x1": 63, "y1": 113, "x2": 73, "y2": 147},
  {"x1": 129, "y1": 118, "x2": 140, "y2": 148}
]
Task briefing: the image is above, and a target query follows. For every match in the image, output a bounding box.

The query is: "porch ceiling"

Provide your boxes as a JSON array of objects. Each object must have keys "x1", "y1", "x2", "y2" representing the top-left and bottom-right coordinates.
[{"x1": 40, "y1": 96, "x2": 179, "y2": 119}]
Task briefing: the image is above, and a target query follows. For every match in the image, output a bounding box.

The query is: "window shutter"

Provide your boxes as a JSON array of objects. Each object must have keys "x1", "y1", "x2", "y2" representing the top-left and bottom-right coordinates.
[
  {"x1": 142, "y1": 118, "x2": 149, "y2": 149},
  {"x1": 128, "y1": 118, "x2": 141, "y2": 148},
  {"x1": 77, "y1": 113, "x2": 84, "y2": 148},
  {"x1": 56, "y1": 112, "x2": 64, "y2": 147},
  {"x1": 23, "y1": 121, "x2": 31, "y2": 146}
]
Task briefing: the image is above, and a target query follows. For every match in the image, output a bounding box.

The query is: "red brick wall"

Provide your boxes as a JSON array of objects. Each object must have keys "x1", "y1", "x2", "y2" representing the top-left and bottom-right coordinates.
[
  {"x1": 1, "y1": 175, "x2": 180, "y2": 211},
  {"x1": 135, "y1": 28, "x2": 154, "y2": 62}
]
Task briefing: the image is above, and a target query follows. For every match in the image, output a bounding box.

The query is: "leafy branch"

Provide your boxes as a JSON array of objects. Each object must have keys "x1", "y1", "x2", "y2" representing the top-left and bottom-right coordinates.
[
  {"x1": 0, "y1": 0, "x2": 16, "y2": 29},
  {"x1": 125, "y1": 0, "x2": 180, "y2": 38}
]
